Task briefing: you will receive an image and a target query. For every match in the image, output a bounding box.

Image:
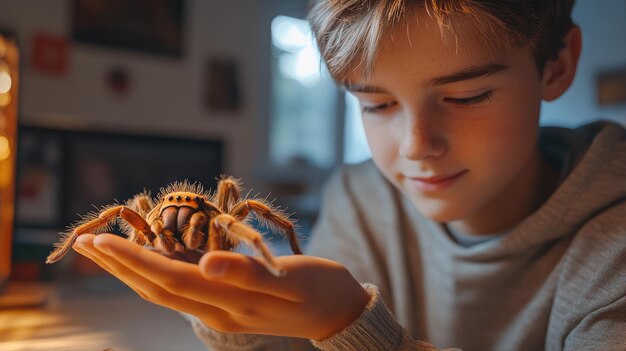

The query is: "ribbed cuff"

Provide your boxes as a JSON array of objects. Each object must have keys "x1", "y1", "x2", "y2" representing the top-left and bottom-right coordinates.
[
  {"x1": 311, "y1": 283, "x2": 411, "y2": 351},
  {"x1": 182, "y1": 313, "x2": 269, "y2": 351}
]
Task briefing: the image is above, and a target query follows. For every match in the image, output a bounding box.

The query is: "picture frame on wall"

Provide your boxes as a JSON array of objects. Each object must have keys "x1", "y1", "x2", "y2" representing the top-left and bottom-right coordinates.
[
  {"x1": 14, "y1": 129, "x2": 64, "y2": 228},
  {"x1": 31, "y1": 33, "x2": 69, "y2": 75},
  {"x1": 71, "y1": 0, "x2": 185, "y2": 57},
  {"x1": 597, "y1": 68, "x2": 626, "y2": 106},
  {"x1": 206, "y1": 56, "x2": 242, "y2": 112}
]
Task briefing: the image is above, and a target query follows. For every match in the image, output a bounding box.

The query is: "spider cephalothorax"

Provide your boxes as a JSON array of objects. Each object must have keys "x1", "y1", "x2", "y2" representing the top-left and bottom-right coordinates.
[{"x1": 46, "y1": 177, "x2": 302, "y2": 276}]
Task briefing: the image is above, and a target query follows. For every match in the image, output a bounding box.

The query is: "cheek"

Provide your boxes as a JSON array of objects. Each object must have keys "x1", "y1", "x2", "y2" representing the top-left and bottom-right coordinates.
[
  {"x1": 462, "y1": 97, "x2": 541, "y2": 177},
  {"x1": 362, "y1": 118, "x2": 398, "y2": 175}
]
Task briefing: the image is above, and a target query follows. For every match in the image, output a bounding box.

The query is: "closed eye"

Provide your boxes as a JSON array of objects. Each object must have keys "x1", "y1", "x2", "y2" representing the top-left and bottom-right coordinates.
[
  {"x1": 445, "y1": 90, "x2": 493, "y2": 105},
  {"x1": 361, "y1": 101, "x2": 397, "y2": 114}
]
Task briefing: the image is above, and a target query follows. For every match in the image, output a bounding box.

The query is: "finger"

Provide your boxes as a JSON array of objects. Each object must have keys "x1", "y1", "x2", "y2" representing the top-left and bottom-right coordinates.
[
  {"x1": 74, "y1": 232, "x2": 98, "y2": 245},
  {"x1": 74, "y1": 238, "x2": 165, "y2": 303},
  {"x1": 77, "y1": 244, "x2": 301, "y2": 337},
  {"x1": 74, "y1": 242, "x2": 114, "y2": 274},
  {"x1": 74, "y1": 234, "x2": 154, "y2": 300},
  {"x1": 76, "y1": 242, "x2": 233, "y2": 322},
  {"x1": 79, "y1": 235, "x2": 205, "y2": 301},
  {"x1": 74, "y1": 243, "x2": 147, "y2": 298},
  {"x1": 89, "y1": 234, "x2": 294, "y2": 312},
  {"x1": 93, "y1": 233, "x2": 190, "y2": 272},
  {"x1": 199, "y1": 250, "x2": 325, "y2": 302}
]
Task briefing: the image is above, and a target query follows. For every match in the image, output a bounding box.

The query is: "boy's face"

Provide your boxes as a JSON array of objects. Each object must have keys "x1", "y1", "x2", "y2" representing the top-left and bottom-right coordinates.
[{"x1": 347, "y1": 10, "x2": 549, "y2": 231}]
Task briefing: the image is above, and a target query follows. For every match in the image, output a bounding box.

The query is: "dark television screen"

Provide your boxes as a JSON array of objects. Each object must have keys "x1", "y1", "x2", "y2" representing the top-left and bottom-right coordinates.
[
  {"x1": 65, "y1": 131, "x2": 223, "y2": 223},
  {"x1": 72, "y1": 0, "x2": 185, "y2": 57},
  {"x1": 13, "y1": 126, "x2": 223, "y2": 259}
]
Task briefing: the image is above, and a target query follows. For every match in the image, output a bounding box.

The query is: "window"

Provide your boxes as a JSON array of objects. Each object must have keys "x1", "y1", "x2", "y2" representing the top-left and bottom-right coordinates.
[
  {"x1": 266, "y1": 14, "x2": 371, "y2": 241},
  {"x1": 270, "y1": 15, "x2": 371, "y2": 171},
  {"x1": 270, "y1": 15, "x2": 338, "y2": 169}
]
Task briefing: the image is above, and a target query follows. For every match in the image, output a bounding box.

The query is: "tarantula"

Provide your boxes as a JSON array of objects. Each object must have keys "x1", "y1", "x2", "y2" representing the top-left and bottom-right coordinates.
[{"x1": 46, "y1": 177, "x2": 303, "y2": 277}]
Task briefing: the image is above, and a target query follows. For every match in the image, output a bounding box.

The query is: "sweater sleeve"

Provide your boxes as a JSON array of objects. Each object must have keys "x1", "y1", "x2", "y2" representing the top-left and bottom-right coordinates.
[
  {"x1": 182, "y1": 284, "x2": 458, "y2": 351},
  {"x1": 182, "y1": 313, "x2": 316, "y2": 351},
  {"x1": 312, "y1": 283, "x2": 459, "y2": 351}
]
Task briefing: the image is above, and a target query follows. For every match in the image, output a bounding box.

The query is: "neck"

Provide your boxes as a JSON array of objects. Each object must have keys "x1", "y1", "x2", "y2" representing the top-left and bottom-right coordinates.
[{"x1": 449, "y1": 146, "x2": 561, "y2": 235}]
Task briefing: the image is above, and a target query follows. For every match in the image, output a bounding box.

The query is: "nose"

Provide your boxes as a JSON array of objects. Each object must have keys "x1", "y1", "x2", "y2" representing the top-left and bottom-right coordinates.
[{"x1": 398, "y1": 110, "x2": 446, "y2": 160}]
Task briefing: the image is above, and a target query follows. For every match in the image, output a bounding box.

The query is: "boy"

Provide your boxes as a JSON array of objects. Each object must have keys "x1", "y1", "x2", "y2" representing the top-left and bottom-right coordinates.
[{"x1": 73, "y1": 0, "x2": 626, "y2": 350}]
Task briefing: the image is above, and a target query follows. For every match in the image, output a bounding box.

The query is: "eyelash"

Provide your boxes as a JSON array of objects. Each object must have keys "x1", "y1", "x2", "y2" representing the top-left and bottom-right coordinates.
[
  {"x1": 361, "y1": 101, "x2": 397, "y2": 114},
  {"x1": 360, "y1": 90, "x2": 493, "y2": 114},
  {"x1": 444, "y1": 90, "x2": 493, "y2": 105}
]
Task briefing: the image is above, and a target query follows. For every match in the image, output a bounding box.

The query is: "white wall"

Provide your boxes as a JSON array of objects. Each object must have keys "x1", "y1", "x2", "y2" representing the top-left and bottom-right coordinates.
[
  {"x1": 541, "y1": 0, "x2": 626, "y2": 127},
  {"x1": 0, "y1": 0, "x2": 295, "y2": 186}
]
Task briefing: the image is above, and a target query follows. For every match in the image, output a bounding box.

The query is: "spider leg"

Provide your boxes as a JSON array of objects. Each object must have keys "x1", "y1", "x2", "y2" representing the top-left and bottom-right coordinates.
[
  {"x1": 128, "y1": 191, "x2": 154, "y2": 213},
  {"x1": 181, "y1": 212, "x2": 208, "y2": 250},
  {"x1": 230, "y1": 200, "x2": 303, "y2": 255},
  {"x1": 121, "y1": 192, "x2": 156, "y2": 246},
  {"x1": 150, "y1": 219, "x2": 178, "y2": 254},
  {"x1": 213, "y1": 213, "x2": 286, "y2": 277},
  {"x1": 120, "y1": 208, "x2": 155, "y2": 246},
  {"x1": 46, "y1": 205, "x2": 151, "y2": 264},
  {"x1": 215, "y1": 176, "x2": 242, "y2": 212},
  {"x1": 207, "y1": 218, "x2": 234, "y2": 251}
]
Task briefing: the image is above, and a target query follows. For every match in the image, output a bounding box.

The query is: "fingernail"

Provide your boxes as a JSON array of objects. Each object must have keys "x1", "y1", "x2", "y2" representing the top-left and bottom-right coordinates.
[
  {"x1": 205, "y1": 260, "x2": 228, "y2": 277},
  {"x1": 93, "y1": 242, "x2": 112, "y2": 254}
]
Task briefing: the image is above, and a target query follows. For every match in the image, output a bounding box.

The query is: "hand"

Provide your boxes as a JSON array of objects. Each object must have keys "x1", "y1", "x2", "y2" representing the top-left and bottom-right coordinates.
[{"x1": 72, "y1": 234, "x2": 370, "y2": 340}]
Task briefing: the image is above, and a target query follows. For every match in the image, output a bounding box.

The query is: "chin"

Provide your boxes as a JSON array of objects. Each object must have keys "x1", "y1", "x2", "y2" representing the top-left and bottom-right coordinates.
[{"x1": 411, "y1": 197, "x2": 469, "y2": 223}]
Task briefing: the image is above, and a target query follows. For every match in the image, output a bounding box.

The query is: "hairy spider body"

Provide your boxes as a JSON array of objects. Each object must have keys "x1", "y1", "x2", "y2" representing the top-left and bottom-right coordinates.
[{"x1": 46, "y1": 177, "x2": 303, "y2": 277}]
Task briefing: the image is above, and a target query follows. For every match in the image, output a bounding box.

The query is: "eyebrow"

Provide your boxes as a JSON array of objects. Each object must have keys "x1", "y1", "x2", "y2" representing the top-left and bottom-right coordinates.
[
  {"x1": 428, "y1": 63, "x2": 509, "y2": 87},
  {"x1": 344, "y1": 63, "x2": 509, "y2": 93}
]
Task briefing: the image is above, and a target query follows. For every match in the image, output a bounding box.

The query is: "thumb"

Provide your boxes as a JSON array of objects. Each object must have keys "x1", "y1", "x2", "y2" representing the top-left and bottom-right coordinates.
[{"x1": 199, "y1": 251, "x2": 299, "y2": 301}]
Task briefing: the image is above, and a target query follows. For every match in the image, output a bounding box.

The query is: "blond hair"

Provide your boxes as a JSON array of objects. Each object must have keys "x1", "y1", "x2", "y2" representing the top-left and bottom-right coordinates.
[{"x1": 308, "y1": 0, "x2": 576, "y2": 81}]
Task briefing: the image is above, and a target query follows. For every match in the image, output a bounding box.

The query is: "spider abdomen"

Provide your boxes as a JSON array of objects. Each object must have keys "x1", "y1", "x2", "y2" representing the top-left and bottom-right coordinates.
[{"x1": 161, "y1": 206, "x2": 205, "y2": 236}]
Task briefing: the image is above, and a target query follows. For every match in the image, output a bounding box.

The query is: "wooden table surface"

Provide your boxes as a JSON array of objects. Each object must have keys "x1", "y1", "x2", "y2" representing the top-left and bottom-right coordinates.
[{"x1": 0, "y1": 278, "x2": 208, "y2": 351}]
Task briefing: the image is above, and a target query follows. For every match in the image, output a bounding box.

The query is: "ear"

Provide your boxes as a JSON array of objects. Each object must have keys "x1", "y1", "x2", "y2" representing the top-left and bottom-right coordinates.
[{"x1": 541, "y1": 26, "x2": 582, "y2": 102}]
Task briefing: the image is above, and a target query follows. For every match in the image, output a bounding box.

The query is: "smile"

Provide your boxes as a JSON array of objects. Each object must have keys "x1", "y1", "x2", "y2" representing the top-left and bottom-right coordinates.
[{"x1": 406, "y1": 170, "x2": 468, "y2": 193}]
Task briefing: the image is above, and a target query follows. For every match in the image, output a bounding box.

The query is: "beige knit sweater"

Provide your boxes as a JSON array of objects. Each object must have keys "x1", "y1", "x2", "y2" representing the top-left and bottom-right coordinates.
[{"x1": 188, "y1": 121, "x2": 626, "y2": 351}]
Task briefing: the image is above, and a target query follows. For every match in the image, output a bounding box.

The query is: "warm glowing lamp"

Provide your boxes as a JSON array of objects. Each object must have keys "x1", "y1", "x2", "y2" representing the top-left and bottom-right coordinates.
[
  {"x1": 0, "y1": 31, "x2": 18, "y2": 299},
  {"x1": 0, "y1": 136, "x2": 10, "y2": 161},
  {"x1": 0, "y1": 93, "x2": 10, "y2": 107},
  {"x1": 0, "y1": 70, "x2": 11, "y2": 94}
]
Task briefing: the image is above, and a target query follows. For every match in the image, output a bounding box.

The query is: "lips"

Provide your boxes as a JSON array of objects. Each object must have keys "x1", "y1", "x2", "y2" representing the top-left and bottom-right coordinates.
[
  {"x1": 405, "y1": 170, "x2": 468, "y2": 192},
  {"x1": 409, "y1": 170, "x2": 468, "y2": 183}
]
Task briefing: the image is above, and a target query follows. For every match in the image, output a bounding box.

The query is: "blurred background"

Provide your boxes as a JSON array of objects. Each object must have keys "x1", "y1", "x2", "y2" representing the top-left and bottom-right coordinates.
[
  {"x1": 0, "y1": 0, "x2": 626, "y2": 279},
  {"x1": 1, "y1": 0, "x2": 626, "y2": 291},
  {"x1": 0, "y1": 0, "x2": 624, "y2": 349}
]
